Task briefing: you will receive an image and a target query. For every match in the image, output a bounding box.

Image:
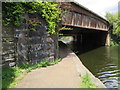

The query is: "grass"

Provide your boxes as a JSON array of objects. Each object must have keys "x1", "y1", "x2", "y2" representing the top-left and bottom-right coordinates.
[
  {"x1": 81, "y1": 73, "x2": 96, "y2": 88},
  {"x1": 2, "y1": 66, "x2": 23, "y2": 89},
  {"x1": 2, "y1": 58, "x2": 61, "y2": 89}
]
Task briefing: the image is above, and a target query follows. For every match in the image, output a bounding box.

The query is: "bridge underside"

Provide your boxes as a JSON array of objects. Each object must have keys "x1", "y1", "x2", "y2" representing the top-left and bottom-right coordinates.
[
  {"x1": 59, "y1": 2, "x2": 110, "y2": 46},
  {"x1": 59, "y1": 26, "x2": 108, "y2": 46}
]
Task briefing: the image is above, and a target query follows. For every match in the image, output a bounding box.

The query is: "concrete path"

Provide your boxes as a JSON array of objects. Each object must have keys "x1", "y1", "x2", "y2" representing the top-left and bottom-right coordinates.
[
  {"x1": 16, "y1": 43, "x2": 82, "y2": 88},
  {"x1": 16, "y1": 42, "x2": 106, "y2": 88}
]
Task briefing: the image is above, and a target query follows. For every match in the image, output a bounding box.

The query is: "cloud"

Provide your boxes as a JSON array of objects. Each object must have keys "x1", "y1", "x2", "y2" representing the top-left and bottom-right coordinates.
[
  {"x1": 102, "y1": 3, "x2": 118, "y2": 16},
  {"x1": 74, "y1": 0, "x2": 119, "y2": 18}
]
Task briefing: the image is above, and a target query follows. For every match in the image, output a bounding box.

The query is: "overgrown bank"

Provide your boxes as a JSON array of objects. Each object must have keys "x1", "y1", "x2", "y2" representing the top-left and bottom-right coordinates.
[
  {"x1": 2, "y1": 2, "x2": 62, "y2": 89},
  {"x1": 2, "y1": 2, "x2": 61, "y2": 67},
  {"x1": 2, "y1": 59, "x2": 61, "y2": 89},
  {"x1": 105, "y1": 12, "x2": 120, "y2": 46}
]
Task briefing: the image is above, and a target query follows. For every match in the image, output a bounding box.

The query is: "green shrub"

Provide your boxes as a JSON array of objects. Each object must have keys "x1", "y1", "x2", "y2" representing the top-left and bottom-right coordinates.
[
  {"x1": 81, "y1": 73, "x2": 96, "y2": 88},
  {"x1": 2, "y1": 2, "x2": 61, "y2": 34},
  {"x1": 2, "y1": 67, "x2": 22, "y2": 88}
]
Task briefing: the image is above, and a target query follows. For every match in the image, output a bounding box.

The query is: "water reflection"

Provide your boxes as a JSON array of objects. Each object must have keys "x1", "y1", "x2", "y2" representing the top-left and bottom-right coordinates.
[{"x1": 67, "y1": 41, "x2": 119, "y2": 88}]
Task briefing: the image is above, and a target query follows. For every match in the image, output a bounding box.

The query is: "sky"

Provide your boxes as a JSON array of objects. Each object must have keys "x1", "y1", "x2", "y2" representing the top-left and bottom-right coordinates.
[{"x1": 74, "y1": 0, "x2": 119, "y2": 19}]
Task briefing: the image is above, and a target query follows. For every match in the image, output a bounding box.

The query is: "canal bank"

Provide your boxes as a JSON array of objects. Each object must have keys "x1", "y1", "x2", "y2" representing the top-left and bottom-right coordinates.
[
  {"x1": 59, "y1": 41, "x2": 106, "y2": 88},
  {"x1": 15, "y1": 41, "x2": 106, "y2": 88},
  {"x1": 66, "y1": 40, "x2": 119, "y2": 88}
]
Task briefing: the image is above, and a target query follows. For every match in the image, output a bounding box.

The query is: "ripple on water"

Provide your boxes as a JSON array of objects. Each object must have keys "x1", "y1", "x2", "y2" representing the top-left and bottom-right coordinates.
[{"x1": 67, "y1": 42, "x2": 119, "y2": 88}]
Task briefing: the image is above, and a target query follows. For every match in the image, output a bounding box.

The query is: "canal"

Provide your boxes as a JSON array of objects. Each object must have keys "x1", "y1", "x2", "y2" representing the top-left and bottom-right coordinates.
[{"x1": 64, "y1": 40, "x2": 120, "y2": 88}]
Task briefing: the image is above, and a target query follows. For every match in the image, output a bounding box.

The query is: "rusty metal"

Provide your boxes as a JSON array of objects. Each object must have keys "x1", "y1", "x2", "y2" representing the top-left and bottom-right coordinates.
[{"x1": 59, "y1": 2, "x2": 110, "y2": 31}]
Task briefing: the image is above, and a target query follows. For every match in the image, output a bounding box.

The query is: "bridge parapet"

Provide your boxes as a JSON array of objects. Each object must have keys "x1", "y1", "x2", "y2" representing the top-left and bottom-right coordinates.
[{"x1": 60, "y1": 2, "x2": 110, "y2": 31}]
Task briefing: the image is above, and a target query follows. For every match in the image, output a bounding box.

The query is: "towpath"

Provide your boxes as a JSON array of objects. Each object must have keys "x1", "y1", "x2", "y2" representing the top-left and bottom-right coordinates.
[
  {"x1": 16, "y1": 42, "x2": 106, "y2": 88},
  {"x1": 16, "y1": 42, "x2": 81, "y2": 88}
]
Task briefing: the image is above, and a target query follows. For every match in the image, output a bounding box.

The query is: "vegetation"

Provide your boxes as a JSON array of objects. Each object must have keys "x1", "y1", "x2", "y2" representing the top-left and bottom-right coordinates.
[
  {"x1": 2, "y1": 2, "x2": 61, "y2": 34},
  {"x1": 2, "y1": 58, "x2": 61, "y2": 89},
  {"x1": 59, "y1": 36, "x2": 73, "y2": 41},
  {"x1": 105, "y1": 12, "x2": 120, "y2": 46},
  {"x1": 2, "y1": 2, "x2": 62, "y2": 89},
  {"x1": 81, "y1": 73, "x2": 96, "y2": 88},
  {"x1": 110, "y1": 38, "x2": 119, "y2": 46}
]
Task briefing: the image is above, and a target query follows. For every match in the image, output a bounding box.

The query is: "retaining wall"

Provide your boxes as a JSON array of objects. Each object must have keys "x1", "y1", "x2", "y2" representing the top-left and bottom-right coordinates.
[{"x1": 2, "y1": 13, "x2": 58, "y2": 67}]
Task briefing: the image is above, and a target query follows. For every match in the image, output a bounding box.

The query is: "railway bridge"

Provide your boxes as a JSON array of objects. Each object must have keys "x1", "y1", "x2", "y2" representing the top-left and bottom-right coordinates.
[
  {"x1": 2, "y1": 2, "x2": 111, "y2": 67},
  {"x1": 59, "y1": 2, "x2": 111, "y2": 46}
]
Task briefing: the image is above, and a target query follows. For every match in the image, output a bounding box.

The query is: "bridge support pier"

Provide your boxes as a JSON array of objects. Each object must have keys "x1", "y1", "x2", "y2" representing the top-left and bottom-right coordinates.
[
  {"x1": 105, "y1": 31, "x2": 111, "y2": 46},
  {"x1": 73, "y1": 35, "x2": 77, "y2": 42}
]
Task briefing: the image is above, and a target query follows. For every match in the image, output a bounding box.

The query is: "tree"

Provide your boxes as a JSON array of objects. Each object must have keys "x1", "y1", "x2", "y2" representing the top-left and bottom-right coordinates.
[{"x1": 105, "y1": 12, "x2": 120, "y2": 44}]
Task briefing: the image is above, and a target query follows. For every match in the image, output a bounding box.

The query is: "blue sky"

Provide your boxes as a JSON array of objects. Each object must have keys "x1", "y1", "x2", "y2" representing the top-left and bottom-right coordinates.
[{"x1": 74, "y1": 0, "x2": 119, "y2": 18}]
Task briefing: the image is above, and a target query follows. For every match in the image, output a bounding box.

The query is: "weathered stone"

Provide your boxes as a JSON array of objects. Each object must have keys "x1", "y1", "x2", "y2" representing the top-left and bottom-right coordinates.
[
  {"x1": 47, "y1": 37, "x2": 54, "y2": 43},
  {"x1": 48, "y1": 56, "x2": 54, "y2": 62},
  {"x1": 9, "y1": 62, "x2": 16, "y2": 67},
  {"x1": 2, "y1": 13, "x2": 59, "y2": 67}
]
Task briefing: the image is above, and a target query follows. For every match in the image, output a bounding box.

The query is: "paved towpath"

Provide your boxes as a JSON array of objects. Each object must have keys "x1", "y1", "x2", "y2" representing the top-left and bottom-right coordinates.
[
  {"x1": 16, "y1": 42, "x2": 82, "y2": 88},
  {"x1": 16, "y1": 42, "x2": 106, "y2": 88}
]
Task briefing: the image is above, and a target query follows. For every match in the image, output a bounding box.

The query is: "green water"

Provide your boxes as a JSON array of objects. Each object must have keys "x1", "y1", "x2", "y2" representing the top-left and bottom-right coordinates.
[{"x1": 67, "y1": 41, "x2": 119, "y2": 88}]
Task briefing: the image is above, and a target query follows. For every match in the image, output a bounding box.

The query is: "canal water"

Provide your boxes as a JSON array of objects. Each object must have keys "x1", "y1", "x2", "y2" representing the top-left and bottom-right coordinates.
[{"x1": 66, "y1": 41, "x2": 120, "y2": 88}]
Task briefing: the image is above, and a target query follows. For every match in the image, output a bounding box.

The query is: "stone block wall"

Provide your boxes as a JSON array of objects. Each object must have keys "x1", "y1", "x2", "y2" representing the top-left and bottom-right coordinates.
[
  {"x1": 2, "y1": 13, "x2": 58, "y2": 67},
  {"x1": 2, "y1": 26, "x2": 16, "y2": 67}
]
